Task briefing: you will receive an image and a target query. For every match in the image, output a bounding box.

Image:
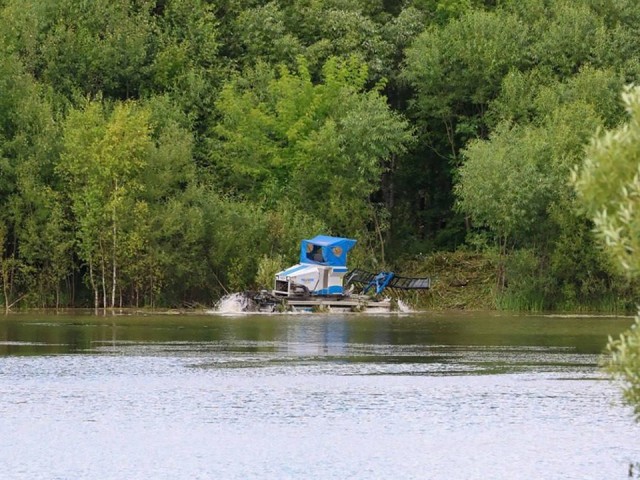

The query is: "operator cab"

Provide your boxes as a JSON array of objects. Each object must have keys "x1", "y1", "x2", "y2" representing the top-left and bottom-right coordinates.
[{"x1": 274, "y1": 235, "x2": 356, "y2": 297}]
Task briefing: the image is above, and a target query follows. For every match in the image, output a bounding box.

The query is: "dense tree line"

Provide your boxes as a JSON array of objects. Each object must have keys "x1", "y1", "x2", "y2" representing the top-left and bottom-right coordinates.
[{"x1": 1, "y1": 0, "x2": 640, "y2": 310}]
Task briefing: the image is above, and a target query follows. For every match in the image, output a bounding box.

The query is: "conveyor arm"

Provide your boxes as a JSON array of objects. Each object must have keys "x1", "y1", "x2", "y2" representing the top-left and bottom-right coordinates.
[{"x1": 345, "y1": 269, "x2": 431, "y2": 295}]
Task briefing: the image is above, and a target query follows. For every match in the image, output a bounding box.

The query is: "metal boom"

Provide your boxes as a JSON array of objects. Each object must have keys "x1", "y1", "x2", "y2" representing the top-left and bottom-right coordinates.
[{"x1": 345, "y1": 269, "x2": 431, "y2": 295}]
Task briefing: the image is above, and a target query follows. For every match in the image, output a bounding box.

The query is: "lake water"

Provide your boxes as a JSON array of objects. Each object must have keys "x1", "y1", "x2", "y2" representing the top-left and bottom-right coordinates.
[{"x1": 0, "y1": 311, "x2": 638, "y2": 479}]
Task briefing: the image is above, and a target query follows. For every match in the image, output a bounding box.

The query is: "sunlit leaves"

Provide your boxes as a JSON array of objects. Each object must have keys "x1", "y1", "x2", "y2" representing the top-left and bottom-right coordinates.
[
  {"x1": 404, "y1": 9, "x2": 528, "y2": 122},
  {"x1": 574, "y1": 86, "x2": 640, "y2": 276},
  {"x1": 572, "y1": 86, "x2": 640, "y2": 418},
  {"x1": 0, "y1": 0, "x2": 220, "y2": 104},
  {"x1": 456, "y1": 124, "x2": 553, "y2": 241},
  {"x1": 213, "y1": 56, "x2": 413, "y2": 240},
  {"x1": 227, "y1": 0, "x2": 399, "y2": 83},
  {"x1": 458, "y1": 68, "x2": 609, "y2": 244},
  {"x1": 606, "y1": 316, "x2": 640, "y2": 420},
  {"x1": 58, "y1": 98, "x2": 201, "y2": 307}
]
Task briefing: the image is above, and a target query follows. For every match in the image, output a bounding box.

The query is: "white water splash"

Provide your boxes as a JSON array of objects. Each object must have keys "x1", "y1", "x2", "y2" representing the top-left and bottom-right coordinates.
[
  {"x1": 397, "y1": 299, "x2": 412, "y2": 313},
  {"x1": 210, "y1": 292, "x2": 413, "y2": 315},
  {"x1": 365, "y1": 298, "x2": 413, "y2": 314},
  {"x1": 212, "y1": 293, "x2": 251, "y2": 314}
]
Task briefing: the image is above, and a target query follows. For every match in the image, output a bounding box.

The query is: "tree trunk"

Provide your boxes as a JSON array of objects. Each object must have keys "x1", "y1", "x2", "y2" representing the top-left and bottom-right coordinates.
[
  {"x1": 372, "y1": 207, "x2": 386, "y2": 266},
  {"x1": 89, "y1": 256, "x2": 98, "y2": 315},
  {"x1": 111, "y1": 232, "x2": 116, "y2": 309},
  {"x1": 101, "y1": 265, "x2": 107, "y2": 314},
  {"x1": 111, "y1": 198, "x2": 117, "y2": 309},
  {"x1": 70, "y1": 268, "x2": 75, "y2": 308},
  {"x1": 381, "y1": 154, "x2": 396, "y2": 245},
  {"x1": 496, "y1": 234, "x2": 509, "y2": 291},
  {"x1": 444, "y1": 116, "x2": 457, "y2": 162},
  {"x1": 2, "y1": 260, "x2": 9, "y2": 315},
  {"x1": 100, "y1": 241, "x2": 107, "y2": 316}
]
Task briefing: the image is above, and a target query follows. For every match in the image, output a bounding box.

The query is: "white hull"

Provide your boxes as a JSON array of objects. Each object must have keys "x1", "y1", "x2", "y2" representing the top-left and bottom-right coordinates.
[{"x1": 281, "y1": 294, "x2": 391, "y2": 312}]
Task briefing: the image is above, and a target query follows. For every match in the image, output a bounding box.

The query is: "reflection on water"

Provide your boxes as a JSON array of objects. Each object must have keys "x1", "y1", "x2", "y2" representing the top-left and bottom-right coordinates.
[{"x1": 0, "y1": 312, "x2": 638, "y2": 479}]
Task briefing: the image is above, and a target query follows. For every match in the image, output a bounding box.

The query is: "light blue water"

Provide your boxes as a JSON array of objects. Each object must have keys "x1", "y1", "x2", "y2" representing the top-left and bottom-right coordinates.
[{"x1": 0, "y1": 312, "x2": 638, "y2": 479}]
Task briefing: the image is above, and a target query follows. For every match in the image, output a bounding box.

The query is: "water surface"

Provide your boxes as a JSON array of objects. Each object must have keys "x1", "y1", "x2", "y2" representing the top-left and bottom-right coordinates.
[{"x1": 0, "y1": 312, "x2": 638, "y2": 479}]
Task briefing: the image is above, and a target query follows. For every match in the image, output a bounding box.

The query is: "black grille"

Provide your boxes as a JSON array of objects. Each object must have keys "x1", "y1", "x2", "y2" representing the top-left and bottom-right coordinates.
[{"x1": 275, "y1": 279, "x2": 288, "y2": 292}]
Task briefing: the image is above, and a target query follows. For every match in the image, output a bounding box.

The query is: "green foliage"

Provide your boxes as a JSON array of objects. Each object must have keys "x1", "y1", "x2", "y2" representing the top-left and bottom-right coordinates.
[
  {"x1": 403, "y1": 9, "x2": 528, "y2": 127},
  {"x1": 2, "y1": 0, "x2": 152, "y2": 98},
  {"x1": 458, "y1": 75, "x2": 607, "y2": 244},
  {"x1": 235, "y1": 3, "x2": 302, "y2": 65},
  {"x1": 606, "y1": 318, "x2": 640, "y2": 421},
  {"x1": 213, "y1": 56, "x2": 413, "y2": 253},
  {"x1": 574, "y1": 86, "x2": 640, "y2": 276},
  {"x1": 0, "y1": 46, "x2": 66, "y2": 310},
  {"x1": 147, "y1": 0, "x2": 221, "y2": 128},
  {"x1": 59, "y1": 99, "x2": 153, "y2": 308},
  {"x1": 573, "y1": 86, "x2": 640, "y2": 418},
  {"x1": 0, "y1": 0, "x2": 221, "y2": 106},
  {"x1": 529, "y1": 2, "x2": 606, "y2": 76},
  {"x1": 456, "y1": 55, "x2": 628, "y2": 309},
  {"x1": 229, "y1": 0, "x2": 397, "y2": 82},
  {"x1": 57, "y1": 96, "x2": 205, "y2": 308},
  {"x1": 398, "y1": 0, "x2": 640, "y2": 254},
  {"x1": 255, "y1": 255, "x2": 284, "y2": 290},
  {"x1": 0, "y1": 0, "x2": 640, "y2": 312},
  {"x1": 496, "y1": 249, "x2": 546, "y2": 312},
  {"x1": 457, "y1": 123, "x2": 554, "y2": 243}
]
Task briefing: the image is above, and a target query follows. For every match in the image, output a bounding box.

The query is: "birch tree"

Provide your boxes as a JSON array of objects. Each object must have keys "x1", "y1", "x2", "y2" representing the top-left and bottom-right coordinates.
[{"x1": 59, "y1": 100, "x2": 151, "y2": 311}]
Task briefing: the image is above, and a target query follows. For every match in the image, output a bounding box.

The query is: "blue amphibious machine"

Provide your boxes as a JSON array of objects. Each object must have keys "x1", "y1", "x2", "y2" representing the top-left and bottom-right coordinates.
[{"x1": 245, "y1": 235, "x2": 431, "y2": 312}]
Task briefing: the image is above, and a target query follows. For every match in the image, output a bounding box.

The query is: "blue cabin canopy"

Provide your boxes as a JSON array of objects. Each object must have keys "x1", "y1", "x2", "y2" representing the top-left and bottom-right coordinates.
[{"x1": 300, "y1": 235, "x2": 357, "y2": 267}]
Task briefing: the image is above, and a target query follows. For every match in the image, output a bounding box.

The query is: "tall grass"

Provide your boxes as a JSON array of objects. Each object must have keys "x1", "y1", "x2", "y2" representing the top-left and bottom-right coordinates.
[{"x1": 495, "y1": 290, "x2": 546, "y2": 312}]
